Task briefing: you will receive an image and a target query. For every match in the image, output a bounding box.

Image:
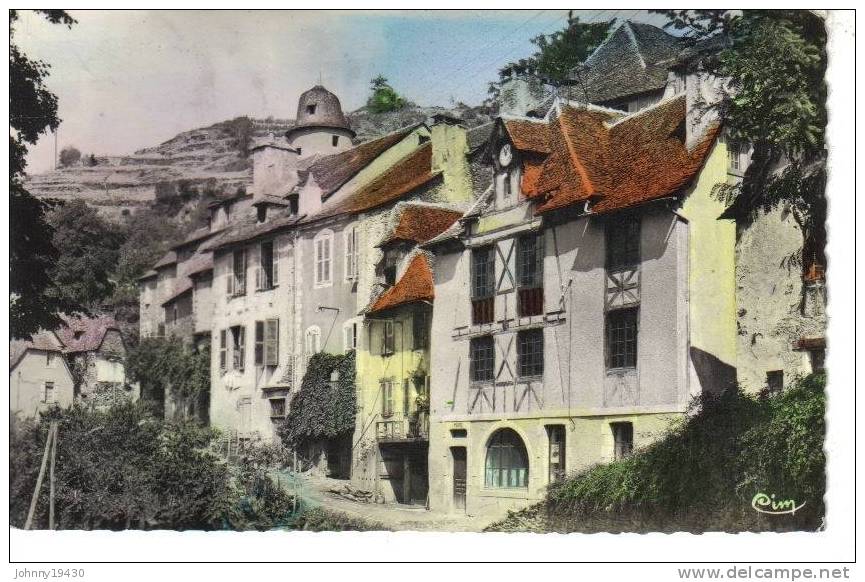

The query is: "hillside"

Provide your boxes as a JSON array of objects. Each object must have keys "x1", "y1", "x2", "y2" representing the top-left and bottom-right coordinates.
[{"x1": 24, "y1": 103, "x2": 493, "y2": 221}]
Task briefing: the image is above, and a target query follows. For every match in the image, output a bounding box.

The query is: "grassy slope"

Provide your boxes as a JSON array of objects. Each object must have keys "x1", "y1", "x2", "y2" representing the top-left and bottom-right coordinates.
[{"x1": 487, "y1": 373, "x2": 826, "y2": 533}]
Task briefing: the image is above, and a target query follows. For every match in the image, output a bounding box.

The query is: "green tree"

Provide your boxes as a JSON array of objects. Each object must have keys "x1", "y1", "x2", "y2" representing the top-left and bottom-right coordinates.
[
  {"x1": 366, "y1": 75, "x2": 406, "y2": 113},
  {"x1": 47, "y1": 199, "x2": 124, "y2": 309},
  {"x1": 126, "y1": 337, "x2": 211, "y2": 421},
  {"x1": 10, "y1": 10, "x2": 79, "y2": 338},
  {"x1": 58, "y1": 145, "x2": 81, "y2": 167},
  {"x1": 502, "y1": 12, "x2": 613, "y2": 84},
  {"x1": 654, "y1": 10, "x2": 828, "y2": 273}
]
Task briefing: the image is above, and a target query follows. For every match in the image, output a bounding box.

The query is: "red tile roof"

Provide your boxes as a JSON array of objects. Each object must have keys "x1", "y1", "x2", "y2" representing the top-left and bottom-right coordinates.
[
  {"x1": 502, "y1": 119, "x2": 551, "y2": 154},
  {"x1": 379, "y1": 204, "x2": 463, "y2": 247},
  {"x1": 509, "y1": 96, "x2": 720, "y2": 215},
  {"x1": 369, "y1": 254, "x2": 434, "y2": 314},
  {"x1": 307, "y1": 126, "x2": 417, "y2": 200},
  {"x1": 55, "y1": 314, "x2": 120, "y2": 354},
  {"x1": 316, "y1": 143, "x2": 441, "y2": 219}
]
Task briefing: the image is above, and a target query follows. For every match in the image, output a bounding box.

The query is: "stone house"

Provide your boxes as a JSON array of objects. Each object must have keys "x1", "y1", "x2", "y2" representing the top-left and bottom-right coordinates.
[
  {"x1": 10, "y1": 331, "x2": 76, "y2": 419},
  {"x1": 423, "y1": 91, "x2": 733, "y2": 516},
  {"x1": 10, "y1": 315, "x2": 136, "y2": 419}
]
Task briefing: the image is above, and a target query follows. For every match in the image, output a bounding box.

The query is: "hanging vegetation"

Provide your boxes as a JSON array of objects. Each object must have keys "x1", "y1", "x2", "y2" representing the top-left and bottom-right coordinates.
[{"x1": 278, "y1": 351, "x2": 356, "y2": 448}]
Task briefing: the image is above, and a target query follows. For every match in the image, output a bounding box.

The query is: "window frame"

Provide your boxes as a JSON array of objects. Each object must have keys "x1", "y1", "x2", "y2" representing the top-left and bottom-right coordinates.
[
  {"x1": 343, "y1": 320, "x2": 358, "y2": 352},
  {"x1": 469, "y1": 335, "x2": 495, "y2": 383},
  {"x1": 230, "y1": 325, "x2": 246, "y2": 372},
  {"x1": 258, "y1": 240, "x2": 278, "y2": 291},
  {"x1": 516, "y1": 233, "x2": 544, "y2": 317},
  {"x1": 605, "y1": 307, "x2": 639, "y2": 371},
  {"x1": 484, "y1": 428, "x2": 529, "y2": 489},
  {"x1": 381, "y1": 320, "x2": 395, "y2": 357},
  {"x1": 314, "y1": 230, "x2": 334, "y2": 288},
  {"x1": 611, "y1": 422, "x2": 634, "y2": 460},
  {"x1": 471, "y1": 246, "x2": 496, "y2": 325},
  {"x1": 517, "y1": 328, "x2": 544, "y2": 378},
  {"x1": 43, "y1": 381, "x2": 55, "y2": 404},
  {"x1": 269, "y1": 397, "x2": 287, "y2": 419},
  {"x1": 412, "y1": 310, "x2": 430, "y2": 351},
  {"x1": 381, "y1": 379, "x2": 395, "y2": 418},
  {"x1": 344, "y1": 226, "x2": 358, "y2": 281}
]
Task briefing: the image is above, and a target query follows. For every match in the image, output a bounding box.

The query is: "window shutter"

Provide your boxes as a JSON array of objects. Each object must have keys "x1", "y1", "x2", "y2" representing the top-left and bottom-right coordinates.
[
  {"x1": 226, "y1": 261, "x2": 234, "y2": 296},
  {"x1": 265, "y1": 319, "x2": 279, "y2": 367},
  {"x1": 238, "y1": 251, "x2": 246, "y2": 294},
  {"x1": 219, "y1": 330, "x2": 227, "y2": 371},
  {"x1": 254, "y1": 321, "x2": 264, "y2": 366},
  {"x1": 255, "y1": 266, "x2": 263, "y2": 292},
  {"x1": 238, "y1": 326, "x2": 246, "y2": 371}
]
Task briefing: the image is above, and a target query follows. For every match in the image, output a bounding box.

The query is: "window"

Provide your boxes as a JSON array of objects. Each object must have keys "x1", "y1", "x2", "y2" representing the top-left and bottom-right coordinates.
[
  {"x1": 547, "y1": 425, "x2": 566, "y2": 483},
  {"x1": 228, "y1": 249, "x2": 246, "y2": 296},
  {"x1": 343, "y1": 321, "x2": 358, "y2": 352},
  {"x1": 517, "y1": 328, "x2": 544, "y2": 378},
  {"x1": 767, "y1": 370, "x2": 784, "y2": 394},
  {"x1": 381, "y1": 380, "x2": 394, "y2": 418},
  {"x1": 306, "y1": 103, "x2": 316, "y2": 115},
  {"x1": 471, "y1": 246, "x2": 495, "y2": 324},
  {"x1": 469, "y1": 336, "x2": 495, "y2": 383},
  {"x1": 219, "y1": 330, "x2": 227, "y2": 371},
  {"x1": 611, "y1": 422, "x2": 633, "y2": 460},
  {"x1": 503, "y1": 173, "x2": 512, "y2": 200},
  {"x1": 606, "y1": 308, "x2": 638, "y2": 369},
  {"x1": 171, "y1": 304, "x2": 178, "y2": 324},
  {"x1": 810, "y1": 349, "x2": 826, "y2": 373},
  {"x1": 237, "y1": 397, "x2": 252, "y2": 433},
  {"x1": 344, "y1": 226, "x2": 358, "y2": 280},
  {"x1": 157, "y1": 323, "x2": 165, "y2": 338},
  {"x1": 269, "y1": 398, "x2": 286, "y2": 419},
  {"x1": 606, "y1": 217, "x2": 640, "y2": 271},
  {"x1": 484, "y1": 428, "x2": 529, "y2": 488},
  {"x1": 230, "y1": 325, "x2": 246, "y2": 371},
  {"x1": 304, "y1": 327, "x2": 321, "y2": 358},
  {"x1": 257, "y1": 205, "x2": 267, "y2": 223},
  {"x1": 412, "y1": 310, "x2": 430, "y2": 350},
  {"x1": 728, "y1": 140, "x2": 742, "y2": 171},
  {"x1": 43, "y1": 382, "x2": 55, "y2": 404},
  {"x1": 381, "y1": 320, "x2": 395, "y2": 356},
  {"x1": 257, "y1": 240, "x2": 278, "y2": 290},
  {"x1": 517, "y1": 234, "x2": 544, "y2": 316},
  {"x1": 332, "y1": 135, "x2": 339, "y2": 147},
  {"x1": 314, "y1": 230, "x2": 333, "y2": 287},
  {"x1": 254, "y1": 319, "x2": 279, "y2": 367},
  {"x1": 46, "y1": 352, "x2": 56, "y2": 368},
  {"x1": 450, "y1": 429, "x2": 467, "y2": 438},
  {"x1": 383, "y1": 251, "x2": 397, "y2": 286}
]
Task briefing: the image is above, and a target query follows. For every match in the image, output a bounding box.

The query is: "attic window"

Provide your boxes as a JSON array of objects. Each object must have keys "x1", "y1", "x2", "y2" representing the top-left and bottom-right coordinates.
[
  {"x1": 307, "y1": 104, "x2": 316, "y2": 115},
  {"x1": 73, "y1": 331, "x2": 85, "y2": 340},
  {"x1": 332, "y1": 135, "x2": 339, "y2": 147},
  {"x1": 257, "y1": 205, "x2": 267, "y2": 223}
]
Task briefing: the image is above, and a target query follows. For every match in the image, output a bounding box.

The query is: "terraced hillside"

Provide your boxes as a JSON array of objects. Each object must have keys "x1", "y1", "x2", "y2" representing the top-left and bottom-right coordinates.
[{"x1": 24, "y1": 104, "x2": 493, "y2": 221}]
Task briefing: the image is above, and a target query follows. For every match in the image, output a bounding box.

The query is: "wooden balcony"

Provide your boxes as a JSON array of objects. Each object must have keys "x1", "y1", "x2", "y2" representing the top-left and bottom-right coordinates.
[{"x1": 375, "y1": 412, "x2": 429, "y2": 443}]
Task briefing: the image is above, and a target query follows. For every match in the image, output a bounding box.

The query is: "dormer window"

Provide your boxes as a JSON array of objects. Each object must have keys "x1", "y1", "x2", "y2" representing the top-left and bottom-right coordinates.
[
  {"x1": 332, "y1": 135, "x2": 339, "y2": 147},
  {"x1": 257, "y1": 205, "x2": 267, "y2": 223},
  {"x1": 307, "y1": 103, "x2": 316, "y2": 115}
]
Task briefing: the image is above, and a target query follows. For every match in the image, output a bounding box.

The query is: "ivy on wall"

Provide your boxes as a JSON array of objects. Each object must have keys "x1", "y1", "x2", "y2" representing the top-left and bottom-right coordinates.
[{"x1": 278, "y1": 351, "x2": 356, "y2": 447}]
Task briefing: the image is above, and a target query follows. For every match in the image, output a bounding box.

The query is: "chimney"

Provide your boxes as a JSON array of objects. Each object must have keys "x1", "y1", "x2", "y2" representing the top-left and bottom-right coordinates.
[
  {"x1": 498, "y1": 75, "x2": 546, "y2": 117},
  {"x1": 429, "y1": 115, "x2": 472, "y2": 204},
  {"x1": 251, "y1": 137, "x2": 299, "y2": 202},
  {"x1": 684, "y1": 70, "x2": 726, "y2": 150}
]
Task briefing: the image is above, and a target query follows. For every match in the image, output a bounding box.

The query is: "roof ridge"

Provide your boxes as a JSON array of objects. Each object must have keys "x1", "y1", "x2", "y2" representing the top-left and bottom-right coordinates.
[
  {"x1": 556, "y1": 110, "x2": 597, "y2": 196},
  {"x1": 623, "y1": 21, "x2": 647, "y2": 69}
]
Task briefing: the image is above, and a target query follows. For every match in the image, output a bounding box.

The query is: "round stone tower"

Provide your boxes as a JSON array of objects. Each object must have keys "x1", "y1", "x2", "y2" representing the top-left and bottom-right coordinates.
[{"x1": 286, "y1": 85, "x2": 355, "y2": 158}]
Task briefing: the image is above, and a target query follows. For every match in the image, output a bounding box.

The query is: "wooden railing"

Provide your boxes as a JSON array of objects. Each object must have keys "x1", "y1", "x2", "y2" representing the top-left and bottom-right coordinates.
[{"x1": 375, "y1": 412, "x2": 429, "y2": 441}]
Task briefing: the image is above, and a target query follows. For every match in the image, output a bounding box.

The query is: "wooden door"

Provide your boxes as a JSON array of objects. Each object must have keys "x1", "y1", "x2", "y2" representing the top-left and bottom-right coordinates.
[{"x1": 451, "y1": 447, "x2": 467, "y2": 511}]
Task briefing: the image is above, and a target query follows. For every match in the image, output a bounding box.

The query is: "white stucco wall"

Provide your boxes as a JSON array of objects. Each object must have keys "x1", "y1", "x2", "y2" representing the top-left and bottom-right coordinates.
[{"x1": 11, "y1": 350, "x2": 75, "y2": 419}]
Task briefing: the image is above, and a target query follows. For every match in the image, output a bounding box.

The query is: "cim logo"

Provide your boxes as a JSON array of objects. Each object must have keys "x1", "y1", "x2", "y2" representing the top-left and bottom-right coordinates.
[{"x1": 751, "y1": 492, "x2": 807, "y2": 516}]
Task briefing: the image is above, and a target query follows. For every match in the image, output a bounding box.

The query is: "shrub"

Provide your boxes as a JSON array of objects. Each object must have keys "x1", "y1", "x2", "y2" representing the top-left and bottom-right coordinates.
[
  {"x1": 488, "y1": 373, "x2": 826, "y2": 533},
  {"x1": 59, "y1": 146, "x2": 81, "y2": 167}
]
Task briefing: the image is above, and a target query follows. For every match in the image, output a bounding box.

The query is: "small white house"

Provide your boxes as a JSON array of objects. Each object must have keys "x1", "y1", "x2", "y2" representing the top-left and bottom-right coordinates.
[{"x1": 10, "y1": 331, "x2": 75, "y2": 419}]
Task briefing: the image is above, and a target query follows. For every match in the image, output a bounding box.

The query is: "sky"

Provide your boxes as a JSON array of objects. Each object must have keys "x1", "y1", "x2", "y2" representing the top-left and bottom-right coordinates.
[{"x1": 14, "y1": 9, "x2": 671, "y2": 174}]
